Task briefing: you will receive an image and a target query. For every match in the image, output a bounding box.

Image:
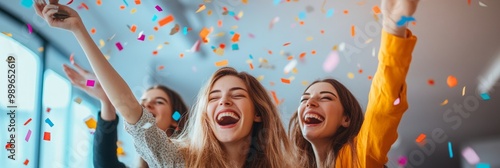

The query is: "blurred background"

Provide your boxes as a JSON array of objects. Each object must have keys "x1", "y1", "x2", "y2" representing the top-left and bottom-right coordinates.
[{"x1": 0, "y1": 0, "x2": 499, "y2": 167}]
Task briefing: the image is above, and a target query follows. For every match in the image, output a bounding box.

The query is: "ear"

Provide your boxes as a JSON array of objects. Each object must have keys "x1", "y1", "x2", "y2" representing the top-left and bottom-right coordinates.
[
  {"x1": 254, "y1": 113, "x2": 262, "y2": 122},
  {"x1": 341, "y1": 115, "x2": 350, "y2": 127}
]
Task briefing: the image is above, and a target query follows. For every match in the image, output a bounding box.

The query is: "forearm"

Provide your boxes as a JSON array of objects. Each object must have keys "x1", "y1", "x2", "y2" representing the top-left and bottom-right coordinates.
[
  {"x1": 71, "y1": 23, "x2": 141, "y2": 124},
  {"x1": 100, "y1": 99, "x2": 116, "y2": 121}
]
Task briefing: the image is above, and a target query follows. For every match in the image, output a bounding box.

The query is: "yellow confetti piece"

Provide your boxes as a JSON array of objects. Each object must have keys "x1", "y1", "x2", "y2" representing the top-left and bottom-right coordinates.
[
  {"x1": 148, "y1": 35, "x2": 154, "y2": 41},
  {"x1": 231, "y1": 25, "x2": 238, "y2": 29},
  {"x1": 74, "y1": 97, "x2": 82, "y2": 104},
  {"x1": 117, "y1": 146, "x2": 126, "y2": 156},
  {"x1": 2, "y1": 32, "x2": 12, "y2": 37},
  {"x1": 441, "y1": 99, "x2": 448, "y2": 106},
  {"x1": 462, "y1": 86, "x2": 466, "y2": 96},
  {"x1": 302, "y1": 81, "x2": 309, "y2": 86},
  {"x1": 130, "y1": 8, "x2": 137, "y2": 14},
  {"x1": 214, "y1": 48, "x2": 224, "y2": 56},
  {"x1": 242, "y1": 0, "x2": 248, "y2": 4},
  {"x1": 164, "y1": 41, "x2": 170, "y2": 45},
  {"x1": 157, "y1": 44, "x2": 163, "y2": 50},
  {"x1": 104, "y1": 55, "x2": 111, "y2": 60},
  {"x1": 84, "y1": 116, "x2": 97, "y2": 129},
  {"x1": 257, "y1": 75, "x2": 264, "y2": 81},
  {"x1": 306, "y1": 36, "x2": 313, "y2": 41},
  {"x1": 196, "y1": 4, "x2": 206, "y2": 13},
  {"x1": 213, "y1": 32, "x2": 225, "y2": 37},
  {"x1": 237, "y1": 11, "x2": 244, "y2": 18},
  {"x1": 215, "y1": 59, "x2": 228, "y2": 67},
  {"x1": 246, "y1": 59, "x2": 253, "y2": 64},
  {"x1": 207, "y1": 9, "x2": 212, "y2": 16},
  {"x1": 99, "y1": 39, "x2": 105, "y2": 47},
  {"x1": 38, "y1": 47, "x2": 44, "y2": 52},
  {"x1": 365, "y1": 38, "x2": 373, "y2": 44},
  {"x1": 292, "y1": 68, "x2": 298, "y2": 74},
  {"x1": 289, "y1": 76, "x2": 295, "y2": 81},
  {"x1": 347, "y1": 72, "x2": 354, "y2": 79}
]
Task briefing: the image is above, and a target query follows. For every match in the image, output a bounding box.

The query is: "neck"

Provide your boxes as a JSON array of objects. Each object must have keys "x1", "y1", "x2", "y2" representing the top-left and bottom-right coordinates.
[
  {"x1": 310, "y1": 139, "x2": 332, "y2": 168},
  {"x1": 222, "y1": 135, "x2": 252, "y2": 168}
]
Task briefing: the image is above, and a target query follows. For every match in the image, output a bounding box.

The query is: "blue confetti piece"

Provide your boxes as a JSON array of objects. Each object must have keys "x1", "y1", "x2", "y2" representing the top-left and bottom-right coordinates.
[
  {"x1": 152, "y1": 15, "x2": 158, "y2": 21},
  {"x1": 232, "y1": 44, "x2": 239, "y2": 50},
  {"x1": 211, "y1": 46, "x2": 216, "y2": 50},
  {"x1": 326, "y1": 9, "x2": 334, "y2": 18},
  {"x1": 228, "y1": 11, "x2": 235, "y2": 16},
  {"x1": 273, "y1": 0, "x2": 281, "y2": 5},
  {"x1": 477, "y1": 163, "x2": 490, "y2": 168},
  {"x1": 249, "y1": 54, "x2": 253, "y2": 59},
  {"x1": 20, "y1": 0, "x2": 33, "y2": 8},
  {"x1": 480, "y1": 93, "x2": 490, "y2": 100},
  {"x1": 298, "y1": 11, "x2": 306, "y2": 20},
  {"x1": 123, "y1": 0, "x2": 129, "y2": 6},
  {"x1": 448, "y1": 141, "x2": 453, "y2": 158},
  {"x1": 183, "y1": 27, "x2": 188, "y2": 35},
  {"x1": 45, "y1": 118, "x2": 54, "y2": 127},
  {"x1": 396, "y1": 16, "x2": 416, "y2": 27},
  {"x1": 229, "y1": 31, "x2": 235, "y2": 35},
  {"x1": 172, "y1": 111, "x2": 181, "y2": 121}
]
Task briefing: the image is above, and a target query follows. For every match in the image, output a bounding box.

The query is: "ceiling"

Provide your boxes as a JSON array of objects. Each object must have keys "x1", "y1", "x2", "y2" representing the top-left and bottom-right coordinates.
[{"x1": 1, "y1": 0, "x2": 499, "y2": 167}]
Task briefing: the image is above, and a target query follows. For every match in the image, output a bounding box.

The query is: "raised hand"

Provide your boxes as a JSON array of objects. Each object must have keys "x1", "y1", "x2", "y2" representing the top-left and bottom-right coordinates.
[
  {"x1": 34, "y1": 0, "x2": 83, "y2": 32},
  {"x1": 63, "y1": 63, "x2": 108, "y2": 101},
  {"x1": 381, "y1": 0, "x2": 420, "y2": 37}
]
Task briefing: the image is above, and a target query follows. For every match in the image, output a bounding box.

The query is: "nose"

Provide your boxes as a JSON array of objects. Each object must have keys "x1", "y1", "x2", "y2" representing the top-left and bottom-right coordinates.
[
  {"x1": 219, "y1": 96, "x2": 233, "y2": 106},
  {"x1": 306, "y1": 98, "x2": 318, "y2": 108},
  {"x1": 146, "y1": 101, "x2": 155, "y2": 110}
]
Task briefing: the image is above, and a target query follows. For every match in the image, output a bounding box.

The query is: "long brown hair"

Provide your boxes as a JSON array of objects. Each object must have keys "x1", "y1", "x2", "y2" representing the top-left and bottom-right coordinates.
[
  {"x1": 147, "y1": 85, "x2": 189, "y2": 133},
  {"x1": 177, "y1": 67, "x2": 294, "y2": 168},
  {"x1": 289, "y1": 79, "x2": 364, "y2": 168}
]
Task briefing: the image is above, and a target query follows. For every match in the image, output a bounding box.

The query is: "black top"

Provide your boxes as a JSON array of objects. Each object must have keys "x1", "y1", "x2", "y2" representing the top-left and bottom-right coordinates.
[{"x1": 93, "y1": 112, "x2": 126, "y2": 168}]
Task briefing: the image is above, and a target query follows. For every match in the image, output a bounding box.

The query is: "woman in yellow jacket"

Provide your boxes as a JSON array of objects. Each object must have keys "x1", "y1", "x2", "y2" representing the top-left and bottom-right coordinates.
[{"x1": 289, "y1": 0, "x2": 420, "y2": 167}]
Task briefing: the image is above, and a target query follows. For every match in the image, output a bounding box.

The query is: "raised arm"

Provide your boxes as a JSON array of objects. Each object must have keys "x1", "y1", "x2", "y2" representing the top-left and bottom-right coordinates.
[
  {"x1": 35, "y1": 0, "x2": 142, "y2": 124},
  {"x1": 358, "y1": 0, "x2": 419, "y2": 166}
]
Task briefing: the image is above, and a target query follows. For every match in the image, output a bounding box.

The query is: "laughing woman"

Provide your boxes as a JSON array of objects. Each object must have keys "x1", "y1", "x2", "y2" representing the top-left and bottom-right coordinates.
[
  {"x1": 289, "y1": 0, "x2": 420, "y2": 167},
  {"x1": 34, "y1": 1, "x2": 293, "y2": 167}
]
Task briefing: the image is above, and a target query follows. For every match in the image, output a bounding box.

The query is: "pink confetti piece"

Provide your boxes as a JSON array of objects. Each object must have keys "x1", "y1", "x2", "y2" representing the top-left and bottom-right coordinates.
[
  {"x1": 248, "y1": 33, "x2": 255, "y2": 38},
  {"x1": 115, "y1": 42, "x2": 123, "y2": 51},
  {"x1": 155, "y1": 5, "x2": 163, "y2": 11},
  {"x1": 397, "y1": 156, "x2": 408, "y2": 166},
  {"x1": 86, "y1": 80, "x2": 95, "y2": 87},
  {"x1": 394, "y1": 98, "x2": 401, "y2": 105},
  {"x1": 138, "y1": 34, "x2": 145, "y2": 41},
  {"x1": 25, "y1": 129, "x2": 32, "y2": 142},
  {"x1": 462, "y1": 147, "x2": 480, "y2": 165},
  {"x1": 323, "y1": 51, "x2": 340, "y2": 72},
  {"x1": 187, "y1": 40, "x2": 201, "y2": 53},
  {"x1": 27, "y1": 23, "x2": 32, "y2": 34}
]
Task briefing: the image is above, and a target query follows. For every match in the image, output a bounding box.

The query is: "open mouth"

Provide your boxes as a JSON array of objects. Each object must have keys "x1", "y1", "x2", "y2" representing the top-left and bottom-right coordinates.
[
  {"x1": 304, "y1": 113, "x2": 325, "y2": 125},
  {"x1": 216, "y1": 112, "x2": 240, "y2": 126}
]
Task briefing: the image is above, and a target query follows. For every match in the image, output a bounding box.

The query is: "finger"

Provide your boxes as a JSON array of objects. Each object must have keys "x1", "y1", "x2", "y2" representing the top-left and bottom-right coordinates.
[
  {"x1": 42, "y1": 5, "x2": 59, "y2": 20},
  {"x1": 49, "y1": 0, "x2": 59, "y2": 4},
  {"x1": 73, "y1": 63, "x2": 89, "y2": 74},
  {"x1": 34, "y1": 0, "x2": 47, "y2": 17}
]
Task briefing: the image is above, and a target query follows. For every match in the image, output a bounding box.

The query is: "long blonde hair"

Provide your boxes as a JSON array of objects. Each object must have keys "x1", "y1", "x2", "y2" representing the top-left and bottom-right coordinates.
[
  {"x1": 288, "y1": 79, "x2": 364, "y2": 168},
  {"x1": 176, "y1": 67, "x2": 294, "y2": 168}
]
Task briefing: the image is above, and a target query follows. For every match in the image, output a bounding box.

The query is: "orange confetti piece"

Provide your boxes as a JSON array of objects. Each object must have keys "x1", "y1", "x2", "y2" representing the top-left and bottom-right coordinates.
[
  {"x1": 299, "y1": 52, "x2": 306, "y2": 59},
  {"x1": 217, "y1": 20, "x2": 223, "y2": 27},
  {"x1": 215, "y1": 60, "x2": 228, "y2": 67},
  {"x1": 219, "y1": 43, "x2": 226, "y2": 49},
  {"x1": 24, "y1": 159, "x2": 29, "y2": 165},
  {"x1": 120, "y1": 5, "x2": 125, "y2": 10},
  {"x1": 199, "y1": 27, "x2": 210, "y2": 39},
  {"x1": 135, "y1": 0, "x2": 141, "y2": 5},
  {"x1": 311, "y1": 50, "x2": 316, "y2": 55},
  {"x1": 372, "y1": 6, "x2": 381, "y2": 14},
  {"x1": 90, "y1": 28, "x2": 96, "y2": 34},
  {"x1": 130, "y1": 25, "x2": 137, "y2": 33},
  {"x1": 468, "y1": 0, "x2": 471, "y2": 5},
  {"x1": 343, "y1": 10, "x2": 349, "y2": 14},
  {"x1": 249, "y1": 63, "x2": 254, "y2": 70},
  {"x1": 158, "y1": 15, "x2": 174, "y2": 27},
  {"x1": 358, "y1": 69, "x2": 363, "y2": 74},
  {"x1": 152, "y1": 50, "x2": 158, "y2": 55},
  {"x1": 351, "y1": 25, "x2": 355, "y2": 37},
  {"x1": 368, "y1": 76, "x2": 373, "y2": 80},
  {"x1": 231, "y1": 33, "x2": 240, "y2": 43},
  {"x1": 320, "y1": 30, "x2": 325, "y2": 34},
  {"x1": 270, "y1": 91, "x2": 280, "y2": 105},
  {"x1": 281, "y1": 78, "x2": 291, "y2": 84},
  {"x1": 416, "y1": 133, "x2": 426, "y2": 143},
  {"x1": 447, "y1": 75, "x2": 458, "y2": 88},
  {"x1": 180, "y1": 53, "x2": 184, "y2": 58},
  {"x1": 428, "y1": 79, "x2": 435, "y2": 85},
  {"x1": 84, "y1": 116, "x2": 97, "y2": 129},
  {"x1": 412, "y1": 21, "x2": 416, "y2": 26},
  {"x1": 287, "y1": 56, "x2": 294, "y2": 60},
  {"x1": 153, "y1": 26, "x2": 159, "y2": 31},
  {"x1": 283, "y1": 42, "x2": 291, "y2": 46},
  {"x1": 158, "y1": 65, "x2": 164, "y2": 70},
  {"x1": 117, "y1": 146, "x2": 126, "y2": 156},
  {"x1": 24, "y1": 118, "x2": 32, "y2": 125},
  {"x1": 196, "y1": 4, "x2": 206, "y2": 13},
  {"x1": 96, "y1": 0, "x2": 102, "y2": 6},
  {"x1": 441, "y1": 99, "x2": 449, "y2": 106},
  {"x1": 242, "y1": 0, "x2": 248, "y2": 4},
  {"x1": 268, "y1": 50, "x2": 273, "y2": 55},
  {"x1": 81, "y1": 2, "x2": 89, "y2": 10},
  {"x1": 43, "y1": 132, "x2": 51, "y2": 141},
  {"x1": 299, "y1": 21, "x2": 305, "y2": 25}
]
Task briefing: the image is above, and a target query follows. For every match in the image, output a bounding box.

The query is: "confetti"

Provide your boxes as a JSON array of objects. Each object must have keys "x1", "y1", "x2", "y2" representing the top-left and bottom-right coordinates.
[
  {"x1": 27, "y1": 23, "x2": 32, "y2": 34},
  {"x1": 158, "y1": 65, "x2": 164, "y2": 70},
  {"x1": 480, "y1": 93, "x2": 490, "y2": 100},
  {"x1": 396, "y1": 16, "x2": 416, "y2": 27},
  {"x1": 249, "y1": 63, "x2": 254, "y2": 70},
  {"x1": 84, "y1": 116, "x2": 97, "y2": 129},
  {"x1": 428, "y1": 79, "x2": 435, "y2": 85},
  {"x1": 343, "y1": 10, "x2": 349, "y2": 14},
  {"x1": 46, "y1": 107, "x2": 51, "y2": 112},
  {"x1": 24, "y1": 159, "x2": 29, "y2": 165},
  {"x1": 170, "y1": 24, "x2": 180, "y2": 35},
  {"x1": 306, "y1": 36, "x2": 313, "y2": 41},
  {"x1": 183, "y1": 27, "x2": 188, "y2": 35},
  {"x1": 270, "y1": 91, "x2": 280, "y2": 104},
  {"x1": 462, "y1": 147, "x2": 480, "y2": 164},
  {"x1": 90, "y1": 28, "x2": 96, "y2": 34},
  {"x1": 448, "y1": 141, "x2": 453, "y2": 158},
  {"x1": 43, "y1": 132, "x2": 51, "y2": 141},
  {"x1": 25, "y1": 129, "x2": 32, "y2": 142},
  {"x1": 415, "y1": 133, "x2": 426, "y2": 143},
  {"x1": 115, "y1": 42, "x2": 123, "y2": 51},
  {"x1": 120, "y1": 5, "x2": 126, "y2": 10},
  {"x1": 117, "y1": 146, "x2": 126, "y2": 156},
  {"x1": 462, "y1": 86, "x2": 466, "y2": 96},
  {"x1": 281, "y1": 78, "x2": 291, "y2": 84},
  {"x1": 69, "y1": 53, "x2": 75, "y2": 64},
  {"x1": 1, "y1": 32, "x2": 12, "y2": 37},
  {"x1": 20, "y1": 0, "x2": 33, "y2": 8},
  {"x1": 38, "y1": 47, "x2": 44, "y2": 52},
  {"x1": 86, "y1": 80, "x2": 95, "y2": 87},
  {"x1": 447, "y1": 75, "x2": 458, "y2": 88},
  {"x1": 152, "y1": 15, "x2": 158, "y2": 21},
  {"x1": 155, "y1": 5, "x2": 163, "y2": 11},
  {"x1": 284, "y1": 59, "x2": 297, "y2": 74},
  {"x1": 172, "y1": 111, "x2": 181, "y2": 121},
  {"x1": 372, "y1": 5, "x2": 381, "y2": 14},
  {"x1": 99, "y1": 39, "x2": 105, "y2": 48},
  {"x1": 74, "y1": 97, "x2": 82, "y2": 104},
  {"x1": 199, "y1": 27, "x2": 211, "y2": 42},
  {"x1": 441, "y1": 99, "x2": 448, "y2": 106},
  {"x1": 351, "y1": 25, "x2": 355, "y2": 37},
  {"x1": 323, "y1": 51, "x2": 340, "y2": 72},
  {"x1": 479, "y1": 1, "x2": 487, "y2": 7},
  {"x1": 24, "y1": 118, "x2": 32, "y2": 125},
  {"x1": 394, "y1": 98, "x2": 401, "y2": 105},
  {"x1": 207, "y1": 9, "x2": 212, "y2": 15},
  {"x1": 468, "y1": 0, "x2": 471, "y2": 5},
  {"x1": 215, "y1": 60, "x2": 228, "y2": 67},
  {"x1": 231, "y1": 33, "x2": 240, "y2": 42},
  {"x1": 80, "y1": 2, "x2": 89, "y2": 10},
  {"x1": 158, "y1": 15, "x2": 174, "y2": 27},
  {"x1": 269, "y1": 17, "x2": 280, "y2": 29},
  {"x1": 130, "y1": 25, "x2": 137, "y2": 33},
  {"x1": 130, "y1": 8, "x2": 137, "y2": 14},
  {"x1": 477, "y1": 163, "x2": 490, "y2": 168},
  {"x1": 397, "y1": 156, "x2": 408, "y2": 166},
  {"x1": 347, "y1": 72, "x2": 354, "y2": 79},
  {"x1": 45, "y1": 118, "x2": 54, "y2": 127},
  {"x1": 326, "y1": 9, "x2": 334, "y2": 18},
  {"x1": 231, "y1": 44, "x2": 239, "y2": 50},
  {"x1": 196, "y1": 4, "x2": 206, "y2": 13},
  {"x1": 298, "y1": 11, "x2": 306, "y2": 20},
  {"x1": 372, "y1": 47, "x2": 376, "y2": 56},
  {"x1": 152, "y1": 50, "x2": 158, "y2": 55},
  {"x1": 135, "y1": 0, "x2": 141, "y2": 5},
  {"x1": 96, "y1": 0, "x2": 102, "y2": 6},
  {"x1": 299, "y1": 52, "x2": 306, "y2": 59}
]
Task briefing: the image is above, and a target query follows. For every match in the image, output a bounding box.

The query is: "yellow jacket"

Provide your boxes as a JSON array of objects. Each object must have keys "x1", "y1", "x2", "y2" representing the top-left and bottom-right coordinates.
[{"x1": 335, "y1": 29, "x2": 417, "y2": 167}]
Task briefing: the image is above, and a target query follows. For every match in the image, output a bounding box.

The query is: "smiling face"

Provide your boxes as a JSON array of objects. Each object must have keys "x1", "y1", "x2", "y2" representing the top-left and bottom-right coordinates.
[
  {"x1": 298, "y1": 82, "x2": 350, "y2": 142},
  {"x1": 140, "y1": 89, "x2": 177, "y2": 134},
  {"x1": 207, "y1": 75, "x2": 261, "y2": 143}
]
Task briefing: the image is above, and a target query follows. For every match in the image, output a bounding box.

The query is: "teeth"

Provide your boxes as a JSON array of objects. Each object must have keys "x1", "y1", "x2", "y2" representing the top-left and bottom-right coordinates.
[
  {"x1": 304, "y1": 113, "x2": 324, "y2": 121},
  {"x1": 217, "y1": 112, "x2": 240, "y2": 121}
]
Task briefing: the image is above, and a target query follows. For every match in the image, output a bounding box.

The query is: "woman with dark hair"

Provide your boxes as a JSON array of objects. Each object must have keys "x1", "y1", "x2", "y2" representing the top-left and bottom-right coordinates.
[
  {"x1": 289, "y1": 0, "x2": 420, "y2": 167},
  {"x1": 62, "y1": 63, "x2": 189, "y2": 168}
]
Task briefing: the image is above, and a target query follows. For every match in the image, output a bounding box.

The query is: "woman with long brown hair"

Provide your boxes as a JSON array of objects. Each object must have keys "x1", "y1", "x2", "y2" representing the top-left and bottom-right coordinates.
[{"x1": 289, "y1": 0, "x2": 420, "y2": 167}]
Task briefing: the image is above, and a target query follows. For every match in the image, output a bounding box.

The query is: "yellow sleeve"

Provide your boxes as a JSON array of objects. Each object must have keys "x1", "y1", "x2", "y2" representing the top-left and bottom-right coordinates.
[{"x1": 360, "y1": 29, "x2": 417, "y2": 167}]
